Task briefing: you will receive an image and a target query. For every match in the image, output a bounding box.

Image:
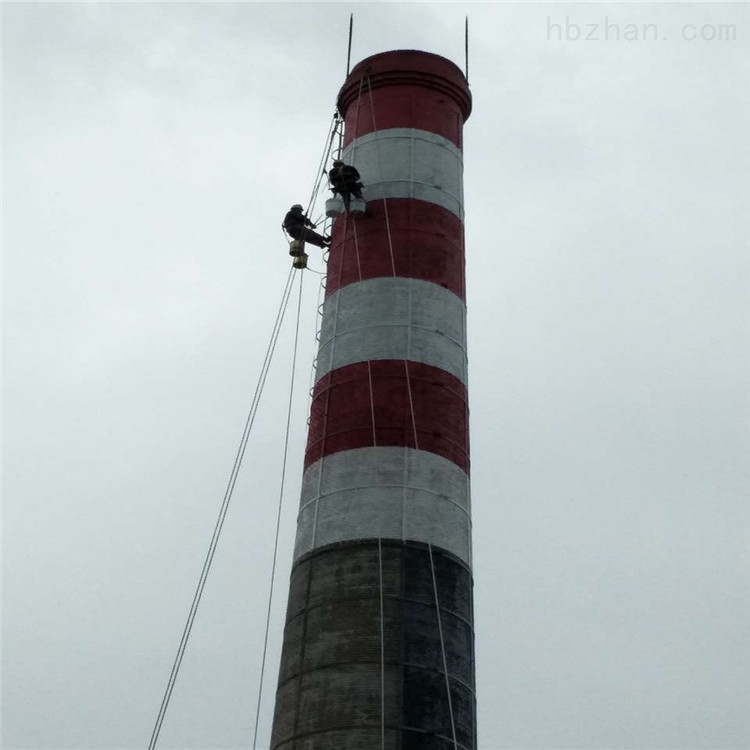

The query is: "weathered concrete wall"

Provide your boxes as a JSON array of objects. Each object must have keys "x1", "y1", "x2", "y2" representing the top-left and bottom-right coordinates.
[{"x1": 271, "y1": 540, "x2": 475, "y2": 749}]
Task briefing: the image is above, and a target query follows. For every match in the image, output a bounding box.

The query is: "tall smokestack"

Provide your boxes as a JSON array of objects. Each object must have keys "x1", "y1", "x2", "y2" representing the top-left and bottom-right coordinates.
[{"x1": 271, "y1": 50, "x2": 474, "y2": 749}]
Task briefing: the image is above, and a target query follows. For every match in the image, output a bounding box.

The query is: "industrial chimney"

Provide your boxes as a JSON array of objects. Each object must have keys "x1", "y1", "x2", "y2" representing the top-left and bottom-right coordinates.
[{"x1": 271, "y1": 49, "x2": 474, "y2": 749}]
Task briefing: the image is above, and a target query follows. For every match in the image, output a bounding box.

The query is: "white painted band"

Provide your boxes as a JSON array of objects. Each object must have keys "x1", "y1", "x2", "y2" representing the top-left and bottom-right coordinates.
[
  {"x1": 342, "y1": 128, "x2": 464, "y2": 219},
  {"x1": 294, "y1": 447, "x2": 472, "y2": 567},
  {"x1": 315, "y1": 277, "x2": 468, "y2": 385}
]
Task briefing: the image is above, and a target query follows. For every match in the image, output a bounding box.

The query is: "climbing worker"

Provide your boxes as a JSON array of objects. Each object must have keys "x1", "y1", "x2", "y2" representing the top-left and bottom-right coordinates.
[
  {"x1": 282, "y1": 204, "x2": 330, "y2": 248},
  {"x1": 328, "y1": 160, "x2": 364, "y2": 211}
]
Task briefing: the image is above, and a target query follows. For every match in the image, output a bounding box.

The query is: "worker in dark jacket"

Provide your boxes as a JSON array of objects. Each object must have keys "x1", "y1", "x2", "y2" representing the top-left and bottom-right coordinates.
[
  {"x1": 282, "y1": 204, "x2": 330, "y2": 248},
  {"x1": 328, "y1": 160, "x2": 364, "y2": 211}
]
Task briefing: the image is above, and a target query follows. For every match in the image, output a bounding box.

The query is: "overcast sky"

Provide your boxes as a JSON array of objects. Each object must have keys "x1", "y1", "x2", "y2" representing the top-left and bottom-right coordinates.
[{"x1": 3, "y1": 2, "x2": 748, "y2": 749}]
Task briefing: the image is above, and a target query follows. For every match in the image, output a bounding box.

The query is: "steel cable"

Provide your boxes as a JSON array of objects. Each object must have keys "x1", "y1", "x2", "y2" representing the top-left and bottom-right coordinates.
[
  {"x1": 251, "y1": 270, "x2": 305, "y2": 750},
  {"x1": 365, "y1": 73, "x2": 459, "y2": 746},
  {"x1": 147, "y1": 266, "x2": 296, "y2": 750}
]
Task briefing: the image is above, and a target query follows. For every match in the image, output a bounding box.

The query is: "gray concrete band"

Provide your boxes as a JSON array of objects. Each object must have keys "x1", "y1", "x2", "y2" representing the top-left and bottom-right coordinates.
[
  {"x1": 271, "y1": 539, "x2": 476, "y2": 750},
  {"x1": 315, "y1": 277, "x2": 468, "y2": 385},
  {"x1": 342, "y1": 128, "x2": 465, "y2": 219},
  {"x1": 294, "y1": 447, "x2": 472, "y2": 567}
]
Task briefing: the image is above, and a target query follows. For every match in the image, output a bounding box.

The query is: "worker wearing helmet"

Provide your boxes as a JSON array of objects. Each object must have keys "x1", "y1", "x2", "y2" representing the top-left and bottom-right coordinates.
[
  {"x1": 282, "y1": 204, "x2": 330, "y2": 248},
  {"x1": 328, "y1": 160, "x2": 364, "y2": 212}
]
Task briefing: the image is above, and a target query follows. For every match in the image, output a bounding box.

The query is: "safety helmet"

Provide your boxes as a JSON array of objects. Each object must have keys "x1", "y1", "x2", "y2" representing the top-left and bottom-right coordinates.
[{"x1": 291, "y1": 204, "x2": 303, "y2": 210}]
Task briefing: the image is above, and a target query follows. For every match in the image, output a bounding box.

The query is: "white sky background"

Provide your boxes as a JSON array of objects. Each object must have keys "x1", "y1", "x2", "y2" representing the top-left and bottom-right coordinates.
[{"x1": 3, "y1": 2, "x2": 748, "y2": 749}]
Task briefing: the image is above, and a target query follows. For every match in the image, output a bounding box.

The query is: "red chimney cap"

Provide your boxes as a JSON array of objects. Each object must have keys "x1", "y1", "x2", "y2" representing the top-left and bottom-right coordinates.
[{"x1": 337, "y1": 49, "x2": 472, "y2": 122}]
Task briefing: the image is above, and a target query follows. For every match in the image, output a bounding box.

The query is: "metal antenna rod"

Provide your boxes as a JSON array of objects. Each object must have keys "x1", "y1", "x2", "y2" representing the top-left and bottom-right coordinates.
[
  {"x1": 465, "y1": 16, "x2": 469, "y2": 84},
  {"x1": 346, "y1": 13, "x2": 354, "y2": 77}
]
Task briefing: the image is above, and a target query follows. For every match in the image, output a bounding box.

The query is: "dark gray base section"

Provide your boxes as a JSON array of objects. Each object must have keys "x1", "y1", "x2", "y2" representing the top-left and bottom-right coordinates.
[{"x1": 270, "y1": 539, "x2": 476, "y2": 750}]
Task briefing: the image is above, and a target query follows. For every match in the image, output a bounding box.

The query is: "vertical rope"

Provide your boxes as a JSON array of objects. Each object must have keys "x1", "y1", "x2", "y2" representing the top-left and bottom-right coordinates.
[
  {"x1": 346, "y1": 76, "x2": 366, "y2": 165},
  {"x1": 307, "y1": 113, "x2": 339, "y2": 218},
  {"x1": 365, "y1": 76, "x2": 397, "y2": 278},
  {"x1": 351, "y1": 216, "x2": 364, "y2": 281},
  {"x1": 429, "y1": 543, "x2": 459, "y2": 750},
  {"x1": 404, "y1": 281, "x2": 419, "y2": 451},
  {"x1": 365, "y1": 75, "x2": 419, "y2": 452},
  {"x1": 382, "y1": 201, "x2": 397, "y2": 278},
  {"x1": 251, "y1": 270, "x2": 305, "y2": 750},
  {"x1": 361, "y1": 67, "x2": 462, "y2": 750},
  {"x1": 146, "y1": 267, "x2": 296, "y2": 750},
  {"x1": 367, "y1": 361, "x2": 378, "y2": 447},
  {"x1": 348, "y1": 84, "x2": 378, "y2": 450},
  {"x1": 312, "y1": 74, "x2": 368, "y2": 541},
  {"x1": 363, "y1": 72, "x2": 466, "y2": 747},
  {"x1": 351, "y1": 220, "x2": 377, "y2": 446},
  {"x1": 378, "y1": 538, "x2": 386, "y2": 750}
]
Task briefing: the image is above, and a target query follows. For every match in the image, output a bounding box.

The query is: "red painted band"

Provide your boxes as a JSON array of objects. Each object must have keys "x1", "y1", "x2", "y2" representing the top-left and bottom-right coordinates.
[
  {"x1": 341, "y1": 84, "x2": 465, "y2": 149},
  {"x1": 304, "y1": 360, "x2": 470, "y2": 473},
  {"x1": 338, "y1": 51, "x2": 471, "y2": 148},
  {"x1": 326, "y1": 199, "x2": 465, "y2": 300}
]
